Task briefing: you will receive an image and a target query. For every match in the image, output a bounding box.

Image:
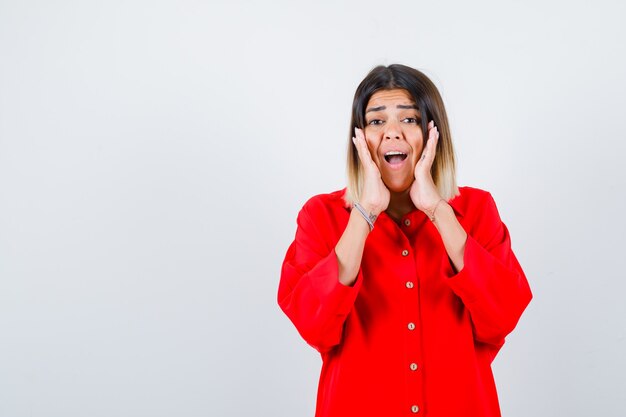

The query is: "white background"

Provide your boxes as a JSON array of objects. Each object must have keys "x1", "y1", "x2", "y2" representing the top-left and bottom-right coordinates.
[{"x1": 1, "y1": 0, "x2": 625, "y2": 416}]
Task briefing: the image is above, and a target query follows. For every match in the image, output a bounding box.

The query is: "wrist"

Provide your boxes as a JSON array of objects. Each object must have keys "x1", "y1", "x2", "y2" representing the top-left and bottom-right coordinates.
[
  {"x1": 353, "y1": 202, "x2": 378, "y2": 231},
  {"x1": 349, "y1": 209, "x2": 373, "y2": 235},
  {"x1": 355, "y1": 195, "x2": 379, "y2": 214},
  {"x1": 425, "y1": 198, "x2": 447, "y2": 222}
]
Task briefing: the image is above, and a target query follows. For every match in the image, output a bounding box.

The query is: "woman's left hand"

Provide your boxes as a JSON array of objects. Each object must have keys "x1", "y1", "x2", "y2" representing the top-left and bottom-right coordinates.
[{"x1": 410, "y1": 121, "x2": 444, "y2": 213}]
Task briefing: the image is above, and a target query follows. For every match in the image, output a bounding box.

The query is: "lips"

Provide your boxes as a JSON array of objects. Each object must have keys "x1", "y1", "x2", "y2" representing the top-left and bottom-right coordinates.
[{"x1": 384, "y1": 151, "x2": 408, "y2": 165}]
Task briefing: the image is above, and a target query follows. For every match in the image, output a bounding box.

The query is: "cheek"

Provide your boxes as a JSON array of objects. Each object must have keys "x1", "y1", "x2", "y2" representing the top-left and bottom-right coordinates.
[
  {"x1": 416, "y1": 140, "x2": 424, "y2": 154},
  {"x1": 412, "y1": 132, "x2": 425, "y2": 153},
  {"x1": 409, "y1": 134, "x2": 425, "y2": 164}
]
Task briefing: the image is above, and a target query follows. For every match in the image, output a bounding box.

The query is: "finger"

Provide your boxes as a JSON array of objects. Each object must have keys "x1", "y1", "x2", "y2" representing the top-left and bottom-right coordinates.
[
  {"x1": 427, "y1": 120, "x2": 437, "y2": 137},
  {"x1": 353, "y1": 133, "x2": 370, "y2": 167},
  {"x1": 416, "y1": 126, "x2": 439, "y2": 170},
  {"x1": 353, "y1": 128, "x2": 369, "y2": 163},
  {"x1": 353, "y1": 128, "x2": 375, "y2": 168},
  {"x1": 424, "y1": 126, "x2": 439, "y2": 165},
  {"x1": 420, "y1": 121, "x2": 436, "y2": 160},
  {"x1": 427, "y1": 128, "x2": 439, "y2": 165}
]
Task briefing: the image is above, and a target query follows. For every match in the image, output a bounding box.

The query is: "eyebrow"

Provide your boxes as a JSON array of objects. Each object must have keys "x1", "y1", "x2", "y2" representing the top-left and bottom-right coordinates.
[{"x1": 365, "y1": 104, "x2": 419, "y2": 113}]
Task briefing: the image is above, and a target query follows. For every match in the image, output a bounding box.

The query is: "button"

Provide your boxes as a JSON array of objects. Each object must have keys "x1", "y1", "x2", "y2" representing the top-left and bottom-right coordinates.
[
  {"x1": 409, "y1": 362, "x2": 418, "y2": 371},
  {"x1": 404, "y1": 219, "x2": 411, "y2": 226},
  {"x1": 402, "y1": 249, "x2": 409, "y2": 256},
  {"x1": 411, "y1": 405, "x2": 420, "y2": 413},
  {"x1": 407, "y1": 322, "x2": 415, "y2": 330},
  {"x1": 405, "y1": 281, "x2": 414, "y2": 289}
]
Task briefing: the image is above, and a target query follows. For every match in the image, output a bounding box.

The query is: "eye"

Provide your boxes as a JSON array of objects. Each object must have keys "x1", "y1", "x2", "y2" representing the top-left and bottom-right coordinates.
[
  {"x1": 402, "y1": 117, "x2": 419, "y2": 124},
  {"x1": 367, "y1": 119, "x2": 384, "y2": 126}
]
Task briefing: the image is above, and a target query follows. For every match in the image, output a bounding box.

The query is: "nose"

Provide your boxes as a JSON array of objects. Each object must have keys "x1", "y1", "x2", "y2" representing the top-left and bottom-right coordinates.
[{"x1": 384, "y1": 120, "x2": 401, "y2": 140}]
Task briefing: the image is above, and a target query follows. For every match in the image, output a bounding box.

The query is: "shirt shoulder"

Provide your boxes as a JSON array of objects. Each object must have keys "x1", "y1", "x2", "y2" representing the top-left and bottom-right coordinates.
[
  {"x1": 450, "y1": 186, "x2": 506, "y2": 242},
  {"x1": 301, "y1": 188, "x2": 350, "y2": 215},
  {"x1": 295, "y1": 189, "x2": 351, "y2": 245},
  {"x1": 448, "y1": 186, "x2": 496, "y2": 219}
]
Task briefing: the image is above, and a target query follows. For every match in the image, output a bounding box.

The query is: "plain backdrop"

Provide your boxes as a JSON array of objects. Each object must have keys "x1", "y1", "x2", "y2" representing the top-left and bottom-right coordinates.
[{"x1": 1, "y1": 0, "x2": 625, "y2": 416}]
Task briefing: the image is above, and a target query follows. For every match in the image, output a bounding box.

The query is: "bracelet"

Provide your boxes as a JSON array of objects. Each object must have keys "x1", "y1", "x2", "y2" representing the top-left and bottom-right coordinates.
[
  {"x1": 426, "y1": 199, "x2": 446, "y2": 222},
  {"x1": 353, "y1": 202, "x2": 377, "y2": 230}
]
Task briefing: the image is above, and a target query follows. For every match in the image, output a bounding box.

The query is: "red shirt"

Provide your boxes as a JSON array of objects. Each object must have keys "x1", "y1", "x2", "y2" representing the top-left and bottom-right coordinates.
[{"x1": 278, "y1": 186, "x2": 532, "y2": 417}]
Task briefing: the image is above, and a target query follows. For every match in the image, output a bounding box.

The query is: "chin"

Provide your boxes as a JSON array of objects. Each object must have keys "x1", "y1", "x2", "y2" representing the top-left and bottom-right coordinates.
[{"x1": 383, "y1": 178, "x2": 412, "y2": 194}]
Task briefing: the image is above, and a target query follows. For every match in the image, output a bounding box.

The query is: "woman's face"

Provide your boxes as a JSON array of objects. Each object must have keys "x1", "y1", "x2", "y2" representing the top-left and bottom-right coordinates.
[{"x1": 363, "y1": 88, "x2": 424, "y2": 193}]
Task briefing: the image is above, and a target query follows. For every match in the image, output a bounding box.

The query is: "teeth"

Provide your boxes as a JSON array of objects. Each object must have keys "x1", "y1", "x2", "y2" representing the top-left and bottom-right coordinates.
[{"x1": 385, "y1": 151, "x2": 406, "y2": 156}]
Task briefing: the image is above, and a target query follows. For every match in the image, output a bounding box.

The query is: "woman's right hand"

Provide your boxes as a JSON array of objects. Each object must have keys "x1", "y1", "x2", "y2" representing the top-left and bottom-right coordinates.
[{"x1": 352, "y1": 127, "x2": 390, "y2": 217}]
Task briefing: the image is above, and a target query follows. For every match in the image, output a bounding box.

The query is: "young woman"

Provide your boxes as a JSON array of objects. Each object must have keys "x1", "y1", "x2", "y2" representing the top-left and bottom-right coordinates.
[{"x1": 278, "y1": 64, "x2": 532, "y2": 417}]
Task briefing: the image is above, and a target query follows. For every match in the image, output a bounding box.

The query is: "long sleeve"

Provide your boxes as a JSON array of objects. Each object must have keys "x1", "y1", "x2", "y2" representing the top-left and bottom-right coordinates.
[
  {"x1": 278, "y1": 200, "x2": 362, "y2": 353},
  {"x1": 444, "y1": 192, "x2": 532, "y2": 347}
]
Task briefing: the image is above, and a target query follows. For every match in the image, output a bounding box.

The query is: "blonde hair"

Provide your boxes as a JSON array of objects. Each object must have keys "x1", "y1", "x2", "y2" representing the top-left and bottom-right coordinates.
[{"x1": 345, "y1": 64, "x2": 459, "y2": 205}]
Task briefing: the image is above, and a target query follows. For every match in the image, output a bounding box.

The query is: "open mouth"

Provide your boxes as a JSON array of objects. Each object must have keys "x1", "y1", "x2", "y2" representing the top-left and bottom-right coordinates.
[{"x1": 384, "y1": 151, "x2": 408, "y2": 164}]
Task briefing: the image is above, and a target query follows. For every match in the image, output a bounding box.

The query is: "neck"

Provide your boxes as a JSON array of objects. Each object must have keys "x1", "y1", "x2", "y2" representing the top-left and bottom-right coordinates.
[{"x1": 386, "y1": 189, "x2": 415, "y2": 221}]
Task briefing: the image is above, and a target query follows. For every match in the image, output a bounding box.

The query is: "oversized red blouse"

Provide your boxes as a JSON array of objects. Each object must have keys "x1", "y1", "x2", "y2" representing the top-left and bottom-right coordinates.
[{"x1": 278, "y1": 186, "x2": 532, "y2": 417}]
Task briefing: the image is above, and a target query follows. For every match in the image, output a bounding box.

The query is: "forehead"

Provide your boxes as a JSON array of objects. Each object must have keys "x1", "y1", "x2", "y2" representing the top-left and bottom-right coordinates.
[{"x1": 366, "y1": 89, "x2": 415, "y2": 108}]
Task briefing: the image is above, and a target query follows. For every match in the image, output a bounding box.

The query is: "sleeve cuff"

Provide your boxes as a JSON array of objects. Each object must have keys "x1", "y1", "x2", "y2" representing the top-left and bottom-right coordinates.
[
  {"x1": 443, "y1": 234, "x2": 490, "y2": 304},
  {"x1": 307, "y1": 249, "x2": 363, "y2": 316}
]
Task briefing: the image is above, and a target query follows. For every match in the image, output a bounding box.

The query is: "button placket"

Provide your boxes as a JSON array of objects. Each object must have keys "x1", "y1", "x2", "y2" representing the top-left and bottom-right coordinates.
[{"x1": 399, "y1": 237, "x2": 422, "y2": 414}]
